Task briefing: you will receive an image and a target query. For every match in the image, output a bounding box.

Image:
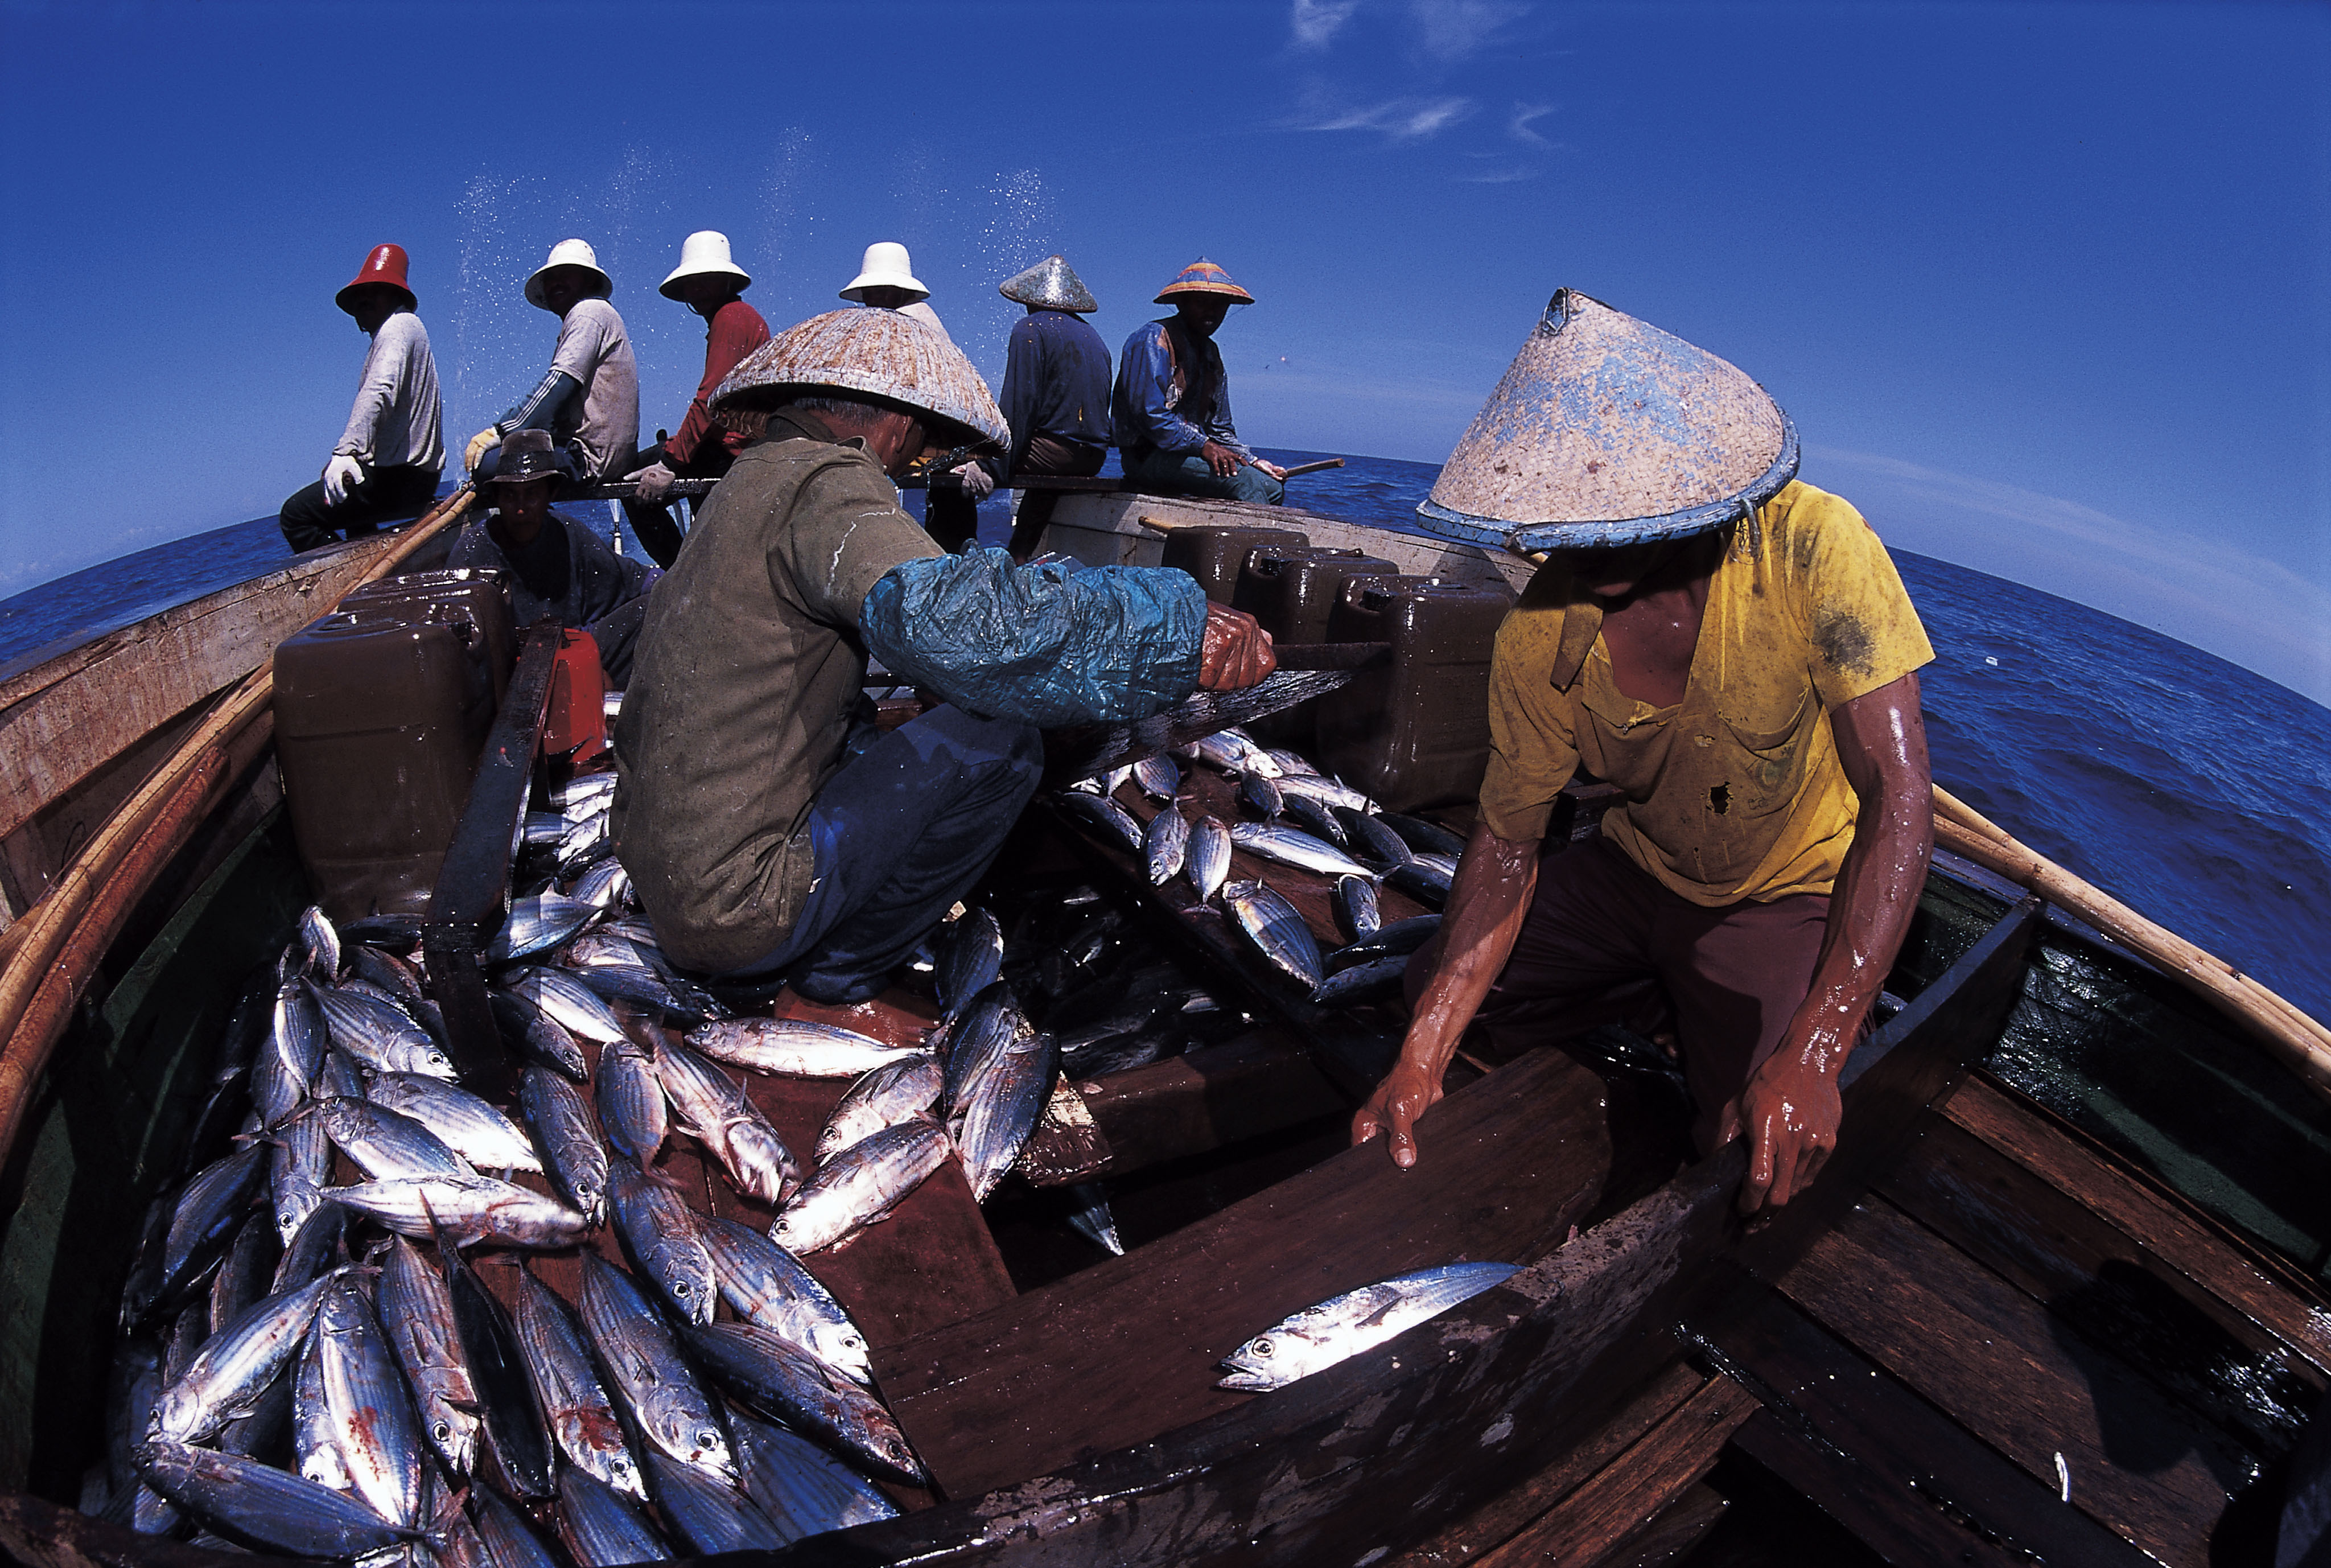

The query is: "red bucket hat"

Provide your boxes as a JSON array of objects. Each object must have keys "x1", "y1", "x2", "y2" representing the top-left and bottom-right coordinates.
[{"x1": 336, "y1": 244, "x2": 417, "y2": 315}]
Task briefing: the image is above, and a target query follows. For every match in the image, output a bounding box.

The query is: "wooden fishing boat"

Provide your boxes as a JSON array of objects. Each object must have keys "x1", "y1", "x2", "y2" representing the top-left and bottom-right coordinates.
[{"x1": 0, "y1": 484, "x2": 2326, "y2": 1568}]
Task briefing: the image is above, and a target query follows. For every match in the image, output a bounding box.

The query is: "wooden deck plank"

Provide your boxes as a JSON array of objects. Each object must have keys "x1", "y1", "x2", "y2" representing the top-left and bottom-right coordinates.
[
  {"x1": 1471, "y1": 1374, "x2": 1757, "y2": 1568},
  {"x1": 1942, "y1": 1075, "x2": 2331, "y2": 1375},
  {"x1": 872, "y1": 1047, "x2": 1611, "y2": 1499},
  {"x1": 1599, "y1": 1483, "x2": 1729, "y2": 1568},
  {"x1": 1692, "y1": 1264, "x2": 2158, "y2": 1567},
  {"x1": 1387, "y1": 1363, "x2": 1706, "y2": 1568},
  {"x1": 1069, "y1": 1028, "x2": 1345, "y2": 1179},
  {"x1": 1879, "y1": 1114, "x2": 2325, "y2": 1455},
  {"x1": 1776, "y1": 1195, "x2": 2258, "y2": 1567}
]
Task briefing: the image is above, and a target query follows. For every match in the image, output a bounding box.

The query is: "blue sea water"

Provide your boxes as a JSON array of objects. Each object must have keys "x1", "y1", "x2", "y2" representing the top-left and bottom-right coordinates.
[{"x1": 2, "y1": 452, "x2": 2323, "y2": 1024}]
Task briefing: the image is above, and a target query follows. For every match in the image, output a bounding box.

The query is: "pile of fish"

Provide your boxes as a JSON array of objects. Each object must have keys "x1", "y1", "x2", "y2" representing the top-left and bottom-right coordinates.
[{"x1": 1058, "y1": 726, "x2": 1455, "y2": 1004}]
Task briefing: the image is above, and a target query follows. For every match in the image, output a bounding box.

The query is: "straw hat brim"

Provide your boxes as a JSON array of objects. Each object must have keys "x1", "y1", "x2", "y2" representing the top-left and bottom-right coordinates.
[
  {"x1": 712, "y1": 308, "x2": 1008, "y2": 454},
  {"x1": 1154, "y1": 281, "x2": 1254, "y2": 306}
]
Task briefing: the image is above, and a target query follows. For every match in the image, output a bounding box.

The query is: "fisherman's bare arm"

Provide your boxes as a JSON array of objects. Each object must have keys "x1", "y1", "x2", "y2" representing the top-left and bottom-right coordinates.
[
  {"x1": 1722, "y1": 672, "x2": 1932, "y2": 1212},
  {"x1": 1352, "y1": 821, "x2": 1542, "y2": 1167}
]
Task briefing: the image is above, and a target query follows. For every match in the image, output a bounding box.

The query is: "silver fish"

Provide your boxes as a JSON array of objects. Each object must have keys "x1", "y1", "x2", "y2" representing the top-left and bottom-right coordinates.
[
  {"x1": 135, "y1": 1439, "x2": 418, "y2": 1558},
  {"x1": 1217, "y1": 1261, "x2": 1522, "y2": 1392},
  {"x1": 564, "y1": 929, "x2": 648, "y2": 970},
  {"x1": 317, "y1": 1276, "x2": 425, "y2": 1526},
  {"x1": 297, "y1": 905, "x2": 343, "y2": 982},
  {"x1": 936, "y1": 908, "x2": 1004, "y2": 1023},
  {"x1": 596, "y1": 1034, "x2": 669, "y2": 1168},
  {"x1": 491, "y1": 989, "x2": 591, "y2": 1080},
  {"x1": 728, "y1": 1408, "x2": 900, "y2": 1540},
  {"x1": 568, "y1": 858, "x2": 632, "y2": 912},
  {"x1": 159, "y1": 1144, "x2": 264, "y2": 1297},
  {"x1": 652, "y1": 1040, "x2": 803, "y2": 1204},
  {"x1": 1189, "y1": 732, "x2": 1249, "y2": 773},
  {"x1": 1230, "y1": 822, "x2": 1378, "y2": 881},
  {"x1": 1328, "y1": 912, "x2": 1443, "y2": 972},
  {"x1": 151, "y1": 1272, "x2": 338, "y2": 1444},
  {"x1": 816, "y1": 1053, "x2": 942, "y2": 1164},
  {"x1": 771, "y1": 1121, "x2": 951, "y2": 1254},
  {"x1": 1187, "y1": 814, "x2": 1233, "y2": 902},
  {"x1": 1144, "y1": 805, "x2": 1189, "y2": 886},
  {"x1": 555, "y1": 1465, "x2": 673, "y2": 1566},
  {"x1": 950, "y1": 1019, "x2": 1059, "y2": 1203},
  {"x1": 293, "y1": 1329, "x2": 349, "y2": 1492},
  {"x1": 322, "y1": 1175, "x2": 590, "y2": 1249},
  {"x1": 1056, "y1": 790, "x2": 1144, "y2": 851},
  {"x1": 682, "y1": 1321, "x2": 925, "y2": 1483},
  {"x1": 1331, "y1": 874, "x2": 1381, "y2": 944},
  {"x1": 1272, "y1": 769, "x2": 1373, "y2": 812},
  {"x1": 1280, "y1": 789, "x2": 1349, "y2": 849},
  {"x1": 312, "y1": 1096, "x2": 471, "y2": 1180},
  {"x1": 1132, "y1": 754, "x2": 1180, "y2": 801},
  {"x1": 1223, "y1": 879, "x2": 1325, "y2": 992},
  {"x1": 1240, "y1": 771, "x2": 1284, "y2": 819},
  {"x1": 695, "y1": 1212, "x2": 871, "y2": 1385},
  {"x1": 1218, "y1": 726, "x2": 1280, "y2": 774},
  {"x1": 309, "y1": 982, "x2": 456, "y2": 1079},
  {"x1": 257, "y1": 982, "x2": 327, "y2": 1125},
  {"x1": 575, "y1": 1252, "x2": 736, "y2": 1484},
  {"x1": 644, "y1": 1447, "x2": 790, "y2": 1555},
  {"x1": 270, "y1": 1200, "x2": 347, "y2": 1295},
  {"x1": 520, "y1": 1064, "x2": 608, "y2": 1225},
  {"x1": 366, "y1": 1072, "x2": 542, "y2": 1173},
  {"x1": 1066, "y1": 1181, "x2": 1126, "y2": 1256},
  {"x1": 510, "y1": 1264, "x2": 644, "y2": 1499},
  {"x1": 553, "y1": 771, "x2": 619, "y2": 813},
  {"x1": 1311, "y1": 954, "x2": 1411, "y2": 1007},
  {"x1": 1263, "y1": 747, "x2": 1321, "y2": 777},
  {"x1": 1380, "y1": 811, "x2": 1468, "y2": 858},
  {"x1": 1105, "y1": 763, "x2": 1135, "y2": 796},
  {"x1": 346, "y1": 943, "x2": 426, "y2": 1008},
  {"x1": 440, "y1": 1233, "x2": 555, "y2": 1500},
  {"x1": 524, "y1": 810, "x2": 569, "y2": 846},
  {"x1": 1336, "y1": 805, "x2": 1414, "y2": 870},
  {"x1": 485, "y1": 893, "x2": 602, "y2": 966},
  {"x1": 500, "y1": 965, "x2": 627, "y2": 1045},
  {"x1": 473, "y1": 1487, "x2": 563, "y2": 1568},
  {"x1": 316, "y1": 1045, "x2": 368, "y2": 1101},
  {"x1": 205, "y1": 1211, "x2": 278, "y2": 1336},
  {"x1": 607, "y1": 1162, "x2": 716, "y2": 1325},
  {"x1": 377, "y1": 1236, "x2": 480, "y2": 1478},
  {"x1": 1386, "y1": 856, "x2": 1453, "y2": 907},
  {"x1": 686, "y1": 1017, "x2": 925, "y2": 1079}
]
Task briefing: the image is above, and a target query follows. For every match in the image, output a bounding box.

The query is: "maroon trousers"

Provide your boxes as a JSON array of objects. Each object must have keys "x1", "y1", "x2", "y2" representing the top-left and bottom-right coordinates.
[{"x1": 1406, "y1": 837, "x2": 1836, "y2": 1154}]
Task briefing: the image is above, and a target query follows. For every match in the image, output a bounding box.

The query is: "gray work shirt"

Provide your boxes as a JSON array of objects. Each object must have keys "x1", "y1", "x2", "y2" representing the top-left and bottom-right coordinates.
[
  {"x1": 549, "y1": 297, "x2": 639, "y2": 479},
  {"x1": 333, "y1": 310, "x2": 444, "y2": 472}
]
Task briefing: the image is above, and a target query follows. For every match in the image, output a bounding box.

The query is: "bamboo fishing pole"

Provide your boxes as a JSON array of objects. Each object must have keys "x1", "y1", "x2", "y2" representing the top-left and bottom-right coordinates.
[
  {"x1": 1930, "y1": 784, "x2": 2331, "y2": 1101},
  {"x1": 0, "y1": 485, "x2": 479, "y2": 1155}
]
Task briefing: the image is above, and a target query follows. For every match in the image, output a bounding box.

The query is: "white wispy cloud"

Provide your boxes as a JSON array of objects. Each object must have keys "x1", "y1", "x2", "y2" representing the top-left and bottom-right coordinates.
[
  {"x1": 1409, "y1": 0, "x2": 1529, "y2": 61},
  {"x1": 1290, "y1": 0, "x2": 1363, "y2": 48},
  {"x1": 1808, "y1": 445, "x2": 2331, "y2": 703},
  {"x1": 1461, "y1": 166, "x2": 1540, "y2": 184},
  {"x1": 1303, "y1": 95, "x2": 1477, "y2": 139},
  {"x1": 1508, "y1": 101, "x2": 1555, "y2": 146}
]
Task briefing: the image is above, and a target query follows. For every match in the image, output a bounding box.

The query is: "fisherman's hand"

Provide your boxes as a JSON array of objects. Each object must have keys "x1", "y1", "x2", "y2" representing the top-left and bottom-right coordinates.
[
  {"x1": 1352, "y1": 1059, "x2": 1442, "y2": 1169},
  {"x1": 1721, "y1": 1028, "x2": 1847, "y2": 1215},
  {"x1": 1201, "y1": 440, "x2": 1241, "y2": 479},
  {"x1": 1199, "y1": 602, "x2": 1276, "y2": 691},
  {"x1": 322, "y1": 454, "x2": 364, "y2": 505},
  {"x1": 1251, "y1": 459, "x2": 1289, "y2": 482},
  {"x1": 629, "y1": 462, "x2": 677, "y2": 503},
  {"x1": 465, "y1": 427, "x2": 502, "y2": 473},
  {"x1": 950, "y1": 462, "x2": 996, "y2": 502}
]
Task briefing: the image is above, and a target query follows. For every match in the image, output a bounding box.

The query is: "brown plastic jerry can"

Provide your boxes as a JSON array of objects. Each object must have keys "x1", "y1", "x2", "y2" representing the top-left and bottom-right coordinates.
[
  {"x1": 1233, "y1": 545, "x2": 1398, "y2": 743},
  {"x1": 338, "y1": 569, "x2": 517, "y2": 706},
  {"x1": 1314, "y1": 574, "x2": 1518, "y2": 812},
  {"x1": 273, "y1": 594, "x2": 503, "y2": 924},
  {"x1": 1158, "y1": 524, "x2": 1307, "y2": 603}
]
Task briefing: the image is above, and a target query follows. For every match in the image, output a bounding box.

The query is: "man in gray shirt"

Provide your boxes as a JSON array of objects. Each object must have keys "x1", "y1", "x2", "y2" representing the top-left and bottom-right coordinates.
[
  {"x1": 279, "y1": 243, "x2": 446, "y2": 552},
  {"x1": 465, "y1": 237, "x2": 639, "y2": 485}
]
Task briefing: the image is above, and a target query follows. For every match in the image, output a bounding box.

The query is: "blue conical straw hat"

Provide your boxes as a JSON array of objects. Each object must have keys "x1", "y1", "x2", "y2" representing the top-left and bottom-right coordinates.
[
  {"x1": 1417, "y1": 290, "x2": 1798, "y2": 552},
  {"x1": 711, "y1": 307, "x2": 1009, "y2": 452}
]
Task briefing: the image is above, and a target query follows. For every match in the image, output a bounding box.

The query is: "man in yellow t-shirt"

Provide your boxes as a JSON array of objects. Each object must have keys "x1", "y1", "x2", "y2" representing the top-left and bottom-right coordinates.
[{"x1": 1352, "y1": 290, "x2": 1935, "y2": 1214}]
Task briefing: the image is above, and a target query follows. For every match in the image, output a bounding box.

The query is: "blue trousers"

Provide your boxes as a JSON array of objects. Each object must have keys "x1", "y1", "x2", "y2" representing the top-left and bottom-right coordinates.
[
  {"x1": 1121, "y1": 447, "x2": 1284, "y2": 506},
  {"x1": 727, "y1": 704, "x2": 1043, "y2": 1004}
]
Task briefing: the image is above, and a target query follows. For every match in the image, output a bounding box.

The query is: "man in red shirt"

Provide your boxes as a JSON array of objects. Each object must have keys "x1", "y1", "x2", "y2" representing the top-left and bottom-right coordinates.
[{"x1": 623, "y1": 231, "x2": 771, "y2": 566}]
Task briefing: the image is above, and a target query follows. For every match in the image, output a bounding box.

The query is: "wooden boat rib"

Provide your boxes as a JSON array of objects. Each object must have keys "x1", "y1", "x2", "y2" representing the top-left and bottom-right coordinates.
[{"x1": 0, "y1": 486, "x2": 2324, "y2": 1567}]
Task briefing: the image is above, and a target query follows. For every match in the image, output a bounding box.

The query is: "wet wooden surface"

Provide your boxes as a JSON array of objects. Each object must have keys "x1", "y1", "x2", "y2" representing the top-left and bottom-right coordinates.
[
  {"x1": 1070, "y1": 1027, "x2": 1345, "y2": 1179},
  {"x1": 871, "y1": 1046, "x2": 1612, "y2": 1500}
]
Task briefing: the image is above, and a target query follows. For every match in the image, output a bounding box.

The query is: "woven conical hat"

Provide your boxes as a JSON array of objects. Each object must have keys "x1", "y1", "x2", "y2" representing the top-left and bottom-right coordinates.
[
  {"x1": 1418, "y1": 290, "x2": 1798, "y2": 552},
  {"x1": 711, "y1": 307, "x2": 1008, "y2": 452},
  {"x1": 999, "y1": 254, "x2": 1098, "y2": 314}
]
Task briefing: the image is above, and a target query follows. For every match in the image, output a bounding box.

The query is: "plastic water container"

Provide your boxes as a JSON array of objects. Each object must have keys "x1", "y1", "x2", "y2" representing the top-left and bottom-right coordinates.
[
  {"x1": 337, "y1": 569, "x2": 516, "y2": 707},
  {"x1": 273, "y1": 590, "x2": 505, "y2": 923},
  {"x1": 1234, "y1": 545, "x2": 1398, "y2": 744},
  {"x1": 1159, "y1": 525, "x2": 1307, "y2": 603},
  {"x1": 1314, "y1": 575, "x2": 1517, "y2": 812}
]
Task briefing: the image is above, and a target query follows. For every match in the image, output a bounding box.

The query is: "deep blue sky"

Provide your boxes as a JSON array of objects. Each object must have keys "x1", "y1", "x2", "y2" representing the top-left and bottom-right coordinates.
[{"x1": 2, "y1": 1, "x2": 2325, "y2": 699}]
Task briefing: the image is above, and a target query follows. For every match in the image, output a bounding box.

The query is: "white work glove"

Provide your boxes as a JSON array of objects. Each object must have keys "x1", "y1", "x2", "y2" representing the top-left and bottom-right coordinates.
[
  {"x1": 951, "y1": 462, "x2": 995, "y2": 502},
  {"x1": 630, "y1": 462, "x2": 677, "y2": 503},
  {"x1": 464, "y1": 426, "x2": 502, "y2": 473},
  {"x1": 322, "y1": 454, "x2": 364, "y2": 505}
]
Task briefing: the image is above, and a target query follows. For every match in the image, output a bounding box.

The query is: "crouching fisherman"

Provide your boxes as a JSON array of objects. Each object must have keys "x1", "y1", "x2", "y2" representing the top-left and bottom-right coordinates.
[
  {"x1": 279, "y1": 244, "x2": 445, "y2": 553},
  {"x1": 611, "y1": 308, "x2": 1276, "y2": 1005},
  {"x1": 447, "y1": 430, "x2": 657, "y2": 685}
]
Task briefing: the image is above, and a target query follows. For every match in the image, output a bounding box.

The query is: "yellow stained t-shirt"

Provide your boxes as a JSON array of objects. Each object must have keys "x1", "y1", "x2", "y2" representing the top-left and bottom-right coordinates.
[{"x1": 1478, "y1": 481, "x2": 1934, "y2": 906}]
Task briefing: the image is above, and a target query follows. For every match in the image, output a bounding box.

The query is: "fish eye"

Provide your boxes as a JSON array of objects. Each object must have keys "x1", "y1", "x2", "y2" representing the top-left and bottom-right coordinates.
[
  {"x1": 697, "y1": 1429, "x2": 721, "y2": 1450},
  {"x1": 433, "y1": 1421, "x2": 451, "y2": 1441},
  {"x1": 674, "y1": 1282, "x2": 691, "y2": 1296},
  {"x1": 1252, "y1": 1338, "x2": 1273, "y2": 1357}
]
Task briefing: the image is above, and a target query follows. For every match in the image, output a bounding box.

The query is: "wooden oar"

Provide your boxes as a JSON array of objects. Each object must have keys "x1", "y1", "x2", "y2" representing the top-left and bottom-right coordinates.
[
  {"x1": 0, "y1": 484, "x2": 479, "y2": 1158},
  {"x1": 1930, "y1": 783, "x2": 2331, "y2": 1101},
  {"x1": 1276, "y1": 458, "x2": 1344, "y2": 479}
]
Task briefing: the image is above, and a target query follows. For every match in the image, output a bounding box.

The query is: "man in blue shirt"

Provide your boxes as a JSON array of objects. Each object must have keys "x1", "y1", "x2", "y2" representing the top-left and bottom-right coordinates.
[
  {"x1": 985, "y1": 254, "x2": 1114, "y2": 558},
  {"x1": 1112, "y1": 258, "x2": 1287, "y2": 507}
]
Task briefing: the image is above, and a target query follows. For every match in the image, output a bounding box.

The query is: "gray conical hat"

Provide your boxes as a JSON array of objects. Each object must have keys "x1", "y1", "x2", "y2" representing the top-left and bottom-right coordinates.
[
  {"x1": 998, "y1": 254, "x2": 1097, "y2": 314},
  {"x1": 1416, "y1": 289, "x2": 1798, "y2": 553},
  {"x1": 711, "y1": 307, "x2": 1009, "y2": 453}
]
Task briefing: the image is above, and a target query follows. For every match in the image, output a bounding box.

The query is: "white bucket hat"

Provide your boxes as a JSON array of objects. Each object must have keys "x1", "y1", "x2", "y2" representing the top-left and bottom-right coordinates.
[
  {"x1": 524, "y1": 238, "x2": 612, "y2": 311},
  {"x1": 659, "y1": 231, "x2": 752, "y2": 300},
  {"x1": 839, "y1": 241, "x2": 928, "y2": 303}
]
